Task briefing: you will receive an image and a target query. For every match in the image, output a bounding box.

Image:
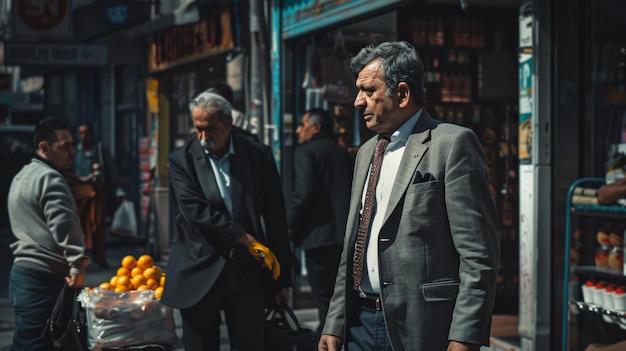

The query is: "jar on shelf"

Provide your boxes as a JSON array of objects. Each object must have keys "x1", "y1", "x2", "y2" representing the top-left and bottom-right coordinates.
[
  {"x1": 596, "y1": 246, "x2": 611, "y2": 267},
  {"x1": 609, "y1": 246, "x2": 624, "y2": 270}
]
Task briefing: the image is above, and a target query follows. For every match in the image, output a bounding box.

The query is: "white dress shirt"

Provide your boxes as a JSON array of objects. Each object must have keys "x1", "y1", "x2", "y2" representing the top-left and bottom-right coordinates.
[
  {"x1": 204, "y1": 137, "x2": 237, "y2": 217},
  {"x1": 359, "y1": 109, "x2": 422, "y2": 295}
]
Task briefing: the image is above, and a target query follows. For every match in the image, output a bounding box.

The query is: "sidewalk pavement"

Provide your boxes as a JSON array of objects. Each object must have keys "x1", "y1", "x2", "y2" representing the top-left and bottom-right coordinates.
[{"x1": 0, "y1": 233, "x2": 319, "y2": 351}]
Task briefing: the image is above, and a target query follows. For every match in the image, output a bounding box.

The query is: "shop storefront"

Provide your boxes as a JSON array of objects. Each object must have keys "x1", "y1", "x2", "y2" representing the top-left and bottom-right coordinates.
[{"x1": 559, "y1": 1, "x2": 626, "y2": 350}]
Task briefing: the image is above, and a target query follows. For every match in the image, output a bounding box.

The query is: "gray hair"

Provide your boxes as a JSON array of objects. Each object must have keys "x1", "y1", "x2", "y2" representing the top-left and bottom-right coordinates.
[
  {"x1": 350, "y1": 41, "x2": 425, "y2": 106},
  {"x1": 188, "y1": 91, "x2": 233, "y2": 123}
]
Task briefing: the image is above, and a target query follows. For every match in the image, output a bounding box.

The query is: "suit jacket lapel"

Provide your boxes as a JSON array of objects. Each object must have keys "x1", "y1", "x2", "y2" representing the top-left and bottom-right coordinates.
[
  {"x1": 346, "y1": 138, "x2": 376, "y2": 246},
  {"x1": 231, "y1": 137, "x2": 262, "y2": 241},
  {"x1": 382, "y1": 112, "x2": 432, "y2": 223}
]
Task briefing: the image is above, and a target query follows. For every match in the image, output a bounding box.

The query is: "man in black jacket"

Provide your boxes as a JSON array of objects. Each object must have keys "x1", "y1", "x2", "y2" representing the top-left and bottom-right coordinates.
[
  {"x1": 289, "y1": 108, "x2": 354, "y2": 338},
  {"x1": 161, "y1": 91, "x2": 292, "y2": 351}
]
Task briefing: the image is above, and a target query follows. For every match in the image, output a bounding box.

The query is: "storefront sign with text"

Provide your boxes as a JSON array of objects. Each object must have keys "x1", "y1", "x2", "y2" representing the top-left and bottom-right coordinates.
[{"x1": 147, "y1": 6, "x2": 233, "y2": 73}]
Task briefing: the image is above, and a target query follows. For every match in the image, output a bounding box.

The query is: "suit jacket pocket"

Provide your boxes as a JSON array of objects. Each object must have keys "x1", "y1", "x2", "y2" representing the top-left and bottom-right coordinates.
[
  {"x1": 421, "y1": 279, "x2": 460, "y2": 302},
  {"x1": 406, "y1": 180, "x2": 440, "y2": 194}
]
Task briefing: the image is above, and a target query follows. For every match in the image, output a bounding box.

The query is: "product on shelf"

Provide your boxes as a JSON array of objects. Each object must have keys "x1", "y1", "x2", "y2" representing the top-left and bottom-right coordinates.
[
  {"x1": 613, "y1": 286, "x2": 626, "y2": 311},
  {"x1": 592, "y1": 282, "x2": 607, "y2": 306},
  {"x1": 582, "y1": 280, "x2": 596, "y2": 304}
]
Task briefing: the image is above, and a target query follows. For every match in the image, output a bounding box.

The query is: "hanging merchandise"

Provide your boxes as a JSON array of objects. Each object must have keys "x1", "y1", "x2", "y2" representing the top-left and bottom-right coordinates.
[
  {"x1": 111, "y1": 199, "x2": 138, "y2": 237},
  {"x1": 320, "y1": 31, "x2": 357, "y2": 104}
]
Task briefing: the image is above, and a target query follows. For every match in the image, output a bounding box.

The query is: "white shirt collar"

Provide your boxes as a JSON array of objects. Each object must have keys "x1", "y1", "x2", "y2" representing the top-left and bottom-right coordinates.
[
  {"x1": 203, "y1": 135, "x2": 236, "y2": 159},
  {"x1": 386, "y1": 109, "x2": 422, "y2": 151}
]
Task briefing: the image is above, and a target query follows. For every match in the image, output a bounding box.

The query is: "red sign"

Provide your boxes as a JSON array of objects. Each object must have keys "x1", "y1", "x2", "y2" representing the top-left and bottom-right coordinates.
[
  {"x1": 17, "y1": 0, "x2": 69, "y2": 31},
  {"x1": 147, "y1": 5, "x2": 233, "y2": 73}
]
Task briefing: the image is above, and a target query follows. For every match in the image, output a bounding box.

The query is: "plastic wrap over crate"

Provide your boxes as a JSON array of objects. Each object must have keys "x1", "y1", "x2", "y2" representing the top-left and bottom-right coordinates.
[{"x1": 78, "y1": 288, "x2": 177, "y2": 350}]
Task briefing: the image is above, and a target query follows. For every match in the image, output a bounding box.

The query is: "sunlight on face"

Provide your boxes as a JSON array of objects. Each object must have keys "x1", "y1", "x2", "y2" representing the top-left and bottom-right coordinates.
[
  {"x1": 353, "y1": 60, "x2": 401, "y2": 137},
  {"x1": 192, "y1": 106, "x2": 232, "y2": 157}
]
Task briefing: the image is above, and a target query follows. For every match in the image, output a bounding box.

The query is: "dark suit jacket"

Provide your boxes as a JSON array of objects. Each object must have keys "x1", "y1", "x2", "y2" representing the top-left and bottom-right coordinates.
[
  {"x1": 161, "y1": 132, "x2": 292, "y2": 309},
  {"x1": 323, "y1": 111, "x2": 500, "y2": 350},
  {"x1": 289, "y1": 134, "x2": 354, "y2": 250}
]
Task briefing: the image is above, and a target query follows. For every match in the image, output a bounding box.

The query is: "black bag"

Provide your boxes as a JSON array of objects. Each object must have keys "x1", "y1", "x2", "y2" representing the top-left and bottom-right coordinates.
[
  {"x1": 43, "y1": 284, "x2": 87, "y2": 351},
  {"x1": 265, "y1": 302, "x2": 316, "y2": 351}
]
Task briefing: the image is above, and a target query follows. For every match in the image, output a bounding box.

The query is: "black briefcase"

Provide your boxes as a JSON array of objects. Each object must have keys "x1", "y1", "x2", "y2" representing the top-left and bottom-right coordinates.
[{"x1": 265, "y1": 302, "x2": 316, "y2": 351}]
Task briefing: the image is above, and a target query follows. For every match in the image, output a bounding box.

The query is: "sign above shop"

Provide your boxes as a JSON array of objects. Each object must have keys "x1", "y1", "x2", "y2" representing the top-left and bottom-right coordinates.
[
  {"x1": 3, "y1": 42, "x2": 108, "y2": 66},
  {"x1": 12, "y1": 0, "x2": 72, "y2": 40},
  {"x1": 147, "y1": 5, "x2": 233, "y2": 74},
  {"x1": 282, "y1": 0, "x2": 406, "y2": 39}
]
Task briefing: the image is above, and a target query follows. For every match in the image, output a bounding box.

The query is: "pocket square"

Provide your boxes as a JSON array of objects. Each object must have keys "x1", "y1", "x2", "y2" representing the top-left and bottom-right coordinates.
[{"x1": 411, "y1": 171, "x2": 436, "y2": 184}]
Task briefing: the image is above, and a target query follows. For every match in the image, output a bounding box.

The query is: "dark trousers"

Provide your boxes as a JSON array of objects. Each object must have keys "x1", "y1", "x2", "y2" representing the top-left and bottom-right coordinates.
[
  {"x1": 347, "y1": 307, "x2": 393, "y2": 351},
  {"x1": 10, "y1": 264, "x2": 65, "y2": 351},
  {"x1": 305, "y1": 244, "x2": 343, "y2": 338},
  {"x1": 180, "y1": 256, "x2": 266, "y2": 351}
]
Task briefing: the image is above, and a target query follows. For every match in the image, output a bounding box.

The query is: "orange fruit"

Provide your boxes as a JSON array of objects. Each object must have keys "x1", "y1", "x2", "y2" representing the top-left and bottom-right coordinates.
[
  {"x1": 110, "y1": 276, "x2": 119, "y2": 287},
  {"x1": 115, "y1": 285, "x2": 129, "y2": 292},
  {"x1": 143, "y1": 266, "x2": 163, "y2": 281},
  {"x1": 131, "y1": 266, "x2": 145, "y2": 277},
  {"x1": 117, "y1": 267, "x2": 131, "y2": 277},
  {"x1": 136, "y1": 255, "x2": 154, "y2": 269},
  {"x1": 117, "y1": 275, "x2": 131, "y2": 287},
  {"x1": 159, "y1": 275, "x2": 166, "y2": 287},
  {"x1": 121, "y1": 255, "x2": 137, "y2": 269},
  {"x1": 132, "y1": 275, "x2": 147, "y2": 288},
  {"x1": 99, "y1": 282, "x2": 111, "y2": 290},
  {"x1": 154, "y1": 286, "x2": 163, "y2": 299},
  {"x1": 136, "y1": 285, "x2": 150, "y2": 291},
  {"x1": 146, "y1": 278, "x2": 158, "y2": 290},
  {"x1": 143, "y1": 267, "x2": 154, "y2": 280}
]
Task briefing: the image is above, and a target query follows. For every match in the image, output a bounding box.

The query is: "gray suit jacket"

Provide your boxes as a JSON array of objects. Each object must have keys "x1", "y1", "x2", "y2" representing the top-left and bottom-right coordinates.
[{"x1": 322, "y1": 112, "x2": 500, "y2": 350}]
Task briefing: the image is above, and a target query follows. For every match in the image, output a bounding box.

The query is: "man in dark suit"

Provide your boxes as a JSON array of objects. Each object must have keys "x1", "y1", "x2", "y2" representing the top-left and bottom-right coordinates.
[
  {"x1": 160, "y1": 91, "x2": 292, "y2": 351},
  {"x1": 289, "y1": 107, "x2": 354, "y2": 339},
  {"x1": 319, "y1": 41, "x2": 500, "y2": 351}
]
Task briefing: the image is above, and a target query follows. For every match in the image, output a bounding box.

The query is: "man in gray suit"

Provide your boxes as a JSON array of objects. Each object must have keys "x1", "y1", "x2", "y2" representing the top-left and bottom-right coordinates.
[{"x1": 319, "y1": 41, "x2": 500, "y2": 351}]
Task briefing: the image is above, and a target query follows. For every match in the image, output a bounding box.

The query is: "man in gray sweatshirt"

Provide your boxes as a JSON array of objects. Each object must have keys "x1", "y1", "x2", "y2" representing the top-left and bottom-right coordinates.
[{"x1": 8, "y1": 117, "x2": 90, "y2": 351}]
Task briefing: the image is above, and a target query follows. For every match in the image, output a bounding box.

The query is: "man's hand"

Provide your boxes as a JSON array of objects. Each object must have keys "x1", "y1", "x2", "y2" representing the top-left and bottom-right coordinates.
[
  {"x1": 66, "y1": 273, "x2": 85, "y2": 288},
  {"x1": 447, "y1": 341, "x2": 481, "y2": 351},
  {"x1": 319, "y1": 334, "x2": 342, "y2": 351},
  {"x1": 239, "y1": 233, "x2": 281, "y2": 279}
]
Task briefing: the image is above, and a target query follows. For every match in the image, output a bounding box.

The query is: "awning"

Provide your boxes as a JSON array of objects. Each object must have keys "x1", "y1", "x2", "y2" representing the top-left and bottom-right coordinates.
[
  {"x1": 282, "y1": 0, "x2": 413, "y2": 40},
  {"x1": 125, "y1": 0, "x2": 215, "y2": 39}
]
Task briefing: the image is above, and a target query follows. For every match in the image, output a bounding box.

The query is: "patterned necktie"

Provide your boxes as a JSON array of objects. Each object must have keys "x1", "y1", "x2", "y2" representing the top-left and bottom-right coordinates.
[{"x1": 353, "y1": 137, "x2": 390, "y2": 290}]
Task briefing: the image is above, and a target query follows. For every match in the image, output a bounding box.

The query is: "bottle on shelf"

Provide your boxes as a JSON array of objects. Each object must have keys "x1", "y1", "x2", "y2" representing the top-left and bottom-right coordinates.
[
  {"x1": 428, "y1": 15, "x2": 437, "y2": 45},
  {"x1": 413, "y1": 14, "x2": 427, "y2": 45},
  {"x1": 435, "y1": 15, "x2": 445, "y2": 46}
]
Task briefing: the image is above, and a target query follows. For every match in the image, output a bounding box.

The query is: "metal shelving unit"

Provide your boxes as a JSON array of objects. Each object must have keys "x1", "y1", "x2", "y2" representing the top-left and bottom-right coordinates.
[{"x1": 563, "y1": 177, "x2": 626, "y2": 351}]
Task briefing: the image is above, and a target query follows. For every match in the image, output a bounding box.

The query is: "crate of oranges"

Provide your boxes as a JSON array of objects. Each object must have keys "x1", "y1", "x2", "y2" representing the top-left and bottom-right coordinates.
[
  {"x1": 79, "y1": 255, "x2": 176, "y2": 350},
  {"x1": 96, "y1": 254, "x2": 166, "y2": 299}
]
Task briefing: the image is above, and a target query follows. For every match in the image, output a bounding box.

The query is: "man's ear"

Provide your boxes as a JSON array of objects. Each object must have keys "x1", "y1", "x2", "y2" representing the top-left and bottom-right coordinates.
[
  {"x1": 39, "y1": 141, "x2": 48, "y2": 153},
  {"x1": 312, "y1": 122, "x2": 322, "y2": 134},
  {"x1": 396, "y1": 82, "x2": 410, "y2": 108}
]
